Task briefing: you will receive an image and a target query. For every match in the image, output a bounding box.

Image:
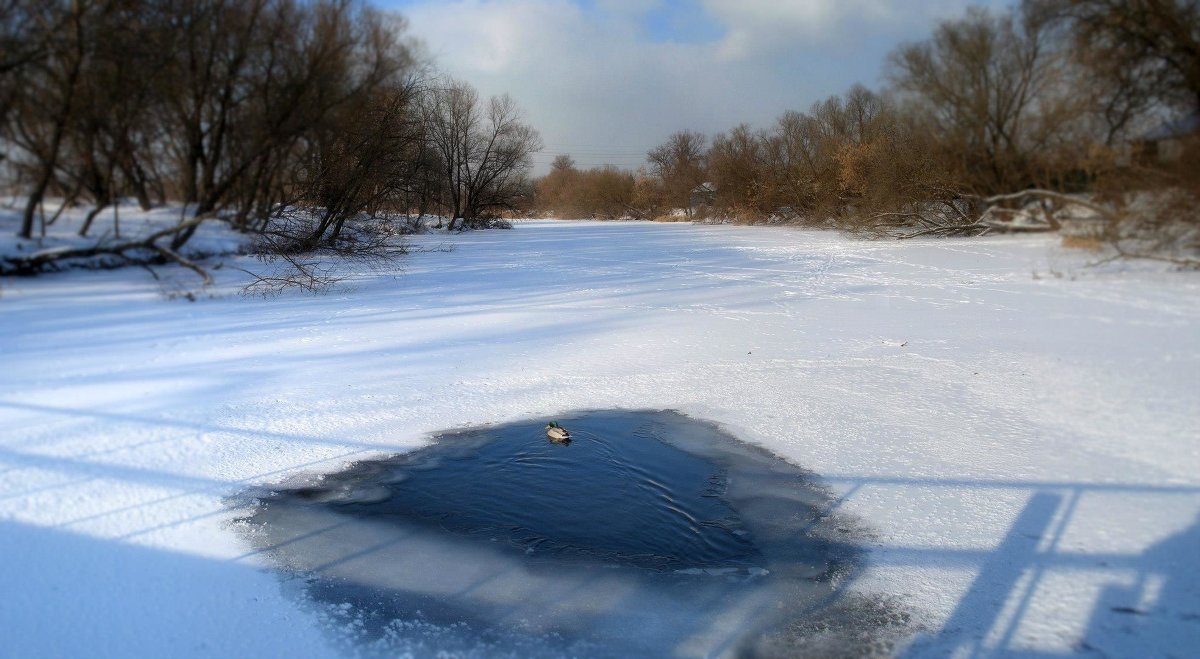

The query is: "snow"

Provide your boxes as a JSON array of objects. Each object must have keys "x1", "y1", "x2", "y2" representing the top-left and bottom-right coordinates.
[
  {"x1": 0, "y1": 200, "x2": 249, "y2": 262},
  {"x1": 1, "y1": 218, "x2": 1197, "y2": 657}
]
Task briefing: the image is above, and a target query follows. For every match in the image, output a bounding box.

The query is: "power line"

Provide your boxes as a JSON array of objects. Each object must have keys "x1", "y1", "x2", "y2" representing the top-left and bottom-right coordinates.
[
  {"x1": 535, "y1": 151, "x2": 649, "y2": 157},
  {"x1": 538, "y1": 142, "x2": 654, "y2": 149},
  {"x1": 530, "y1": 154, "x2": 647, "y2": 161}
]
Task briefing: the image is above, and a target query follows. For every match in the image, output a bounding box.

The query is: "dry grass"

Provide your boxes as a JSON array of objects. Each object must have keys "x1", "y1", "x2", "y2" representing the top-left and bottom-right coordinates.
[{"x1": 1061, "y1": 235, "x2": 1106, "y2": 251}]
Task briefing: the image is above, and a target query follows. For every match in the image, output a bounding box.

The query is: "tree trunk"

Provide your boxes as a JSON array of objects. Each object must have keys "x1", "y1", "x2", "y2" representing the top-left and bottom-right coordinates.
[
  {"x1": 19, "y1": 3, "x2": 85, "y2": 239},
  {"x1": 79, "y1": 203, "x2": 108, "y2": 237},
  {"x1": 169, "y1": 199, "x2": 212, "y2": 250},
  {"x1": 21, "y1": 143, "x2": 65, "y2": 239},
  {"x1": 121, "y1": 158, "x2": 154, "y2": 210}
]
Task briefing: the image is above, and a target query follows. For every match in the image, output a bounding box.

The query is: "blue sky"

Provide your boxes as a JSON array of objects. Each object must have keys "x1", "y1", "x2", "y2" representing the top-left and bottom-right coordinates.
[
  {"x1": 381, "y1": 0, "x2": 1013, "y2": 174},
  {"x1": 601, "y1": 0, "x2": 725, "y2": 43},
  {"x1": 387, "y1": 0, "x2": 728, "y2": 44}
]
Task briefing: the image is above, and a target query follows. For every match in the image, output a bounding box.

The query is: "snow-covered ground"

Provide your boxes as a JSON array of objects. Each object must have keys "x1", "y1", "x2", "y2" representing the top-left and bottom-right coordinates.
[
  {"x1": 1, "y1": 219, "x2": 1197, "y2": 657},
  {"x1": 0, "y1": 201, "x2": 248, "y2": 261}
]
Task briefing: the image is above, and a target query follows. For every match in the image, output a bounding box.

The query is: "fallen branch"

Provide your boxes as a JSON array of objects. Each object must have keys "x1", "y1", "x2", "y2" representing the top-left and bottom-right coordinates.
[
  {"x1": 868, "y1": 196, "x2": 987, "y2": 237},
  {"x1": 1, "y1": 214, "x2": 215, "y2": 281},
  {"x1": 1106, "y1": 239, "x2": 1200, "y2": 269},
  {"x1": 150, "y1": 244, "x2": 213, "y2": 284},
  {"x1": 896, "y1": 223, "x2": 989, "y2": 239},
  {"x1": 976, "y1": 206, "x2": 1057, "y2": 233},
  {"x1": 989, "y1": 189, "x2": 1199, "y2": 269},
  {"x1": 869, "y1": 211, "x2": 928, "y2": 226},
  {"x1": 984, "y1": 189, "x2": 1118, "y2": 221},
  {"x1": 239, "y1": 213, "x2": 407, "y2": 296}
]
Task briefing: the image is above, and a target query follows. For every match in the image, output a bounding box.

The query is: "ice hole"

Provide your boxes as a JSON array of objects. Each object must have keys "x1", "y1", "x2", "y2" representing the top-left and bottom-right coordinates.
[{"x1": 235, "y1": 410, "x2": 893, "y2": 657}]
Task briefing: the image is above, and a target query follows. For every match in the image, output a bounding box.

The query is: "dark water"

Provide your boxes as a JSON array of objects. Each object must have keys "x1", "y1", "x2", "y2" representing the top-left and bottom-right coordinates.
[
  {"x1": 298, "y1": 412, "x2": 758, "y2": 571},
  {"x1": 235, "y1": 410, "x2": 909, "y2": 657}
]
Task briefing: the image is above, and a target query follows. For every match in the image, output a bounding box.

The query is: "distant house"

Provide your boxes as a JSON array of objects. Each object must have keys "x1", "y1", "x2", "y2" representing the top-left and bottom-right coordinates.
[
  {"x1": 689, "y1": 182, "x2": 717, "y2": 209},
  {"x1": 1142, "y1": 112, "x2": 1200, "y2": 162},
  {"x1": 1124, "y1": 112, "x2": 1200, "y2": 165}
]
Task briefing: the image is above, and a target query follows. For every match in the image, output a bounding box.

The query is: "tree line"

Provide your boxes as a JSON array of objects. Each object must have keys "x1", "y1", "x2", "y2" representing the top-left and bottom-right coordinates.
[
  {"x1": 536, "y1": 0, "x2": 1199, "y2": 247},
  {"x1": 0, "y1": 0, "x2": 542, "y2": 257}
]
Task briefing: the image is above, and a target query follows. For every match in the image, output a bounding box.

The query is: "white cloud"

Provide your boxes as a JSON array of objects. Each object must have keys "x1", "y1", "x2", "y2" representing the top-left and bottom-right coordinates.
[
  {"x1": 394, "y1": 0, "x2": 1012, "y2": 174},
  {"x1": 700, "y1": 0, "x2": 988, "y2": 59}
]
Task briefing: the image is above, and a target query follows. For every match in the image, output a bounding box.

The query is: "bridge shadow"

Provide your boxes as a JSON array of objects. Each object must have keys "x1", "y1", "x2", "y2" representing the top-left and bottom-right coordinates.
[
  {"x1": 0, "y1": 518, "x2": 338, "y2": 657},
  {"x1": 860, "y1": 484, "x2": 1200, "y2": 658},
  {"x1": 1076, "y1": 514, "x2": 1200, "y2": 658},
  {"x1": 1, "y1": 439, "x2": 1197, "y2": 657}
]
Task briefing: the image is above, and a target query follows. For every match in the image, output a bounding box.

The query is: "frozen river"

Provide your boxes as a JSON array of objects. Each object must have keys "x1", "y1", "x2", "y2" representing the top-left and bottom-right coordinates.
[{"x1": 2, "y1": 220, "x2": 1197, "y2": 656}]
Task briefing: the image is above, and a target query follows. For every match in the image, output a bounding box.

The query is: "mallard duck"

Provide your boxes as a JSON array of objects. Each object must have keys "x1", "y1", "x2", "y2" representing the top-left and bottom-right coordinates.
[{"x1": 545, "y1": 421, "x2": 571, "y2": 444}]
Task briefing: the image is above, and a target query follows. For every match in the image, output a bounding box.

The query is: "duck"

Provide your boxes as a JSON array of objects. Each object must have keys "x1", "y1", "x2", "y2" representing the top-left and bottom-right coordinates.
[{"x1": 545, "y1": 421, "x2": 571, "y2": 444}]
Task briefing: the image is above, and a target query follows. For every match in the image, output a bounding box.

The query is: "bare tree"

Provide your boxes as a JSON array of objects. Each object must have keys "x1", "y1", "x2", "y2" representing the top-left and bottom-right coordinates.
[
  {"x1": 708, "y1": 124, "x2": 767, "y2": 215},
  {"x1": 156, "y1": 0, "x2": 410, "y2": 248},
  {"x1": 1031, "y1": 0, "x2": 1200, "y2": 114},
  {"x1": 534, "y1": 159, "x2": 636, "y2": 219},
  {"x1": 63, "y1": 0, "x2": 165, "y2": 236},
  {"x1": 760, "y1": 110, "x2": 825, "y2": 216},
  {"x1": 1, "y1": 1, "x2": 65, "y2": 173},
  {"x1": 887, "y1": 6, "x2": 1079, "y2": 193},
  {"x1": 422, "y1": 79, "x2": 541, "y2": 229},
  {"x1": 288, "y1": 79, "x2": 425, "y2": 249},
  {"x1": 7, "y1": 0, "x2": 94, "y2": 239},
  {"x1": 2, "y1": 0, "x2": 552, "y2": 287},
  {"x1": 534, "y1": 154, "x2": 578, "y2": 215},
  {"x1": 646, "y1": 129, "x2": 707, "y2": 215}
]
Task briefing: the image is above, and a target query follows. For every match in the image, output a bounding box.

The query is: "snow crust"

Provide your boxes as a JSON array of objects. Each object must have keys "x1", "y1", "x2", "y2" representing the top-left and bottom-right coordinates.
[{"x1": 1, "y1": 219, "x2": 1197, "y2": 657}]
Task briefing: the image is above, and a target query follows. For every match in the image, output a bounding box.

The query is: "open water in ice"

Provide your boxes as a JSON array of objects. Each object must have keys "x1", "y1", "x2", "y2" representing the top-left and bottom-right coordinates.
[{"x1": 235, "y1": 410, "x2": 904, "y2": 657}]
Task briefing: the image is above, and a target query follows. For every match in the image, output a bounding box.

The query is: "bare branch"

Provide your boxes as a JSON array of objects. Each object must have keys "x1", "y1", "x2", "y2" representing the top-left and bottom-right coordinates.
[
  {"x1": 984, "y1": 189, "x2": 1118, "y2": 221},
  {"x1": 0, "y1": 214, "x2": 216, "y2": 280}
]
